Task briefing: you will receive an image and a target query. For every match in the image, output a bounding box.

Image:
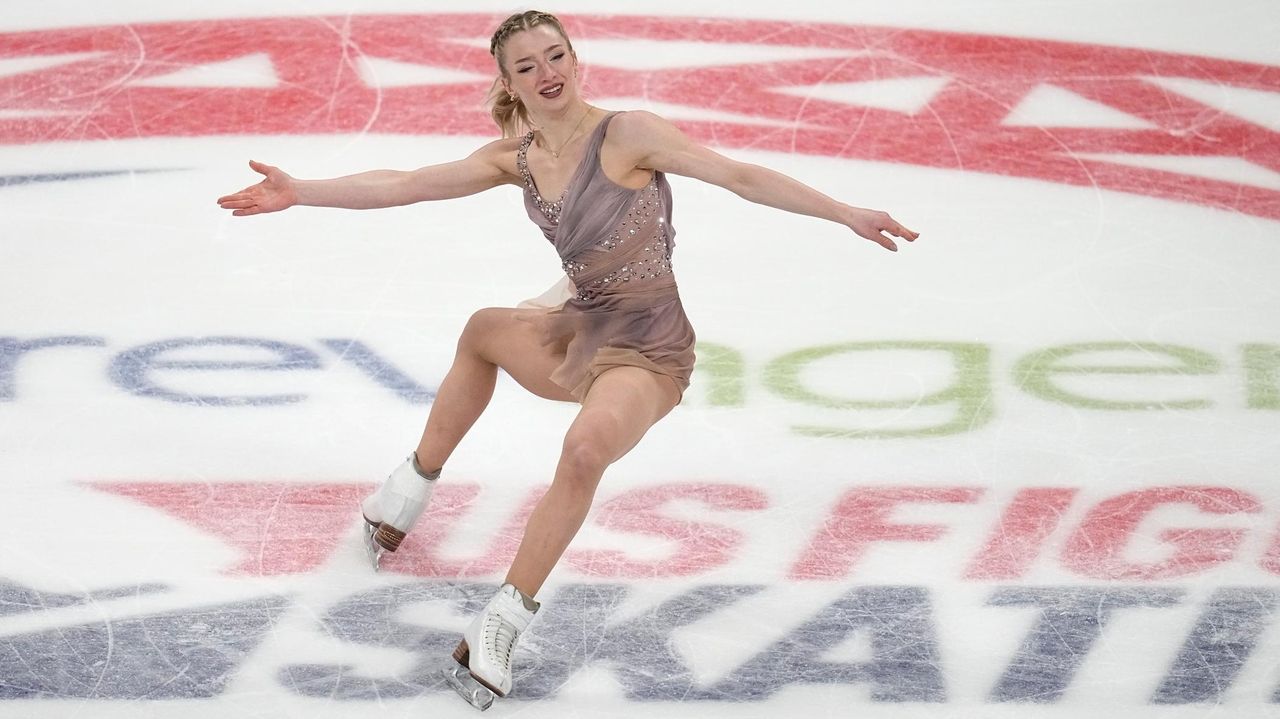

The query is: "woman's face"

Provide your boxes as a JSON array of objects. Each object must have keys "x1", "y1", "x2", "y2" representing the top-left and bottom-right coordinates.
[{"x1": 500, "y1": 25, "x2": 579, "y2": 112}]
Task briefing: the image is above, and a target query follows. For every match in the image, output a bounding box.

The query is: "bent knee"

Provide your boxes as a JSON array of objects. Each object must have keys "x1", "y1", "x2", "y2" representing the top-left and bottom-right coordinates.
[
  {"x1": 462, "y1": 307, "x2": 507, "y2": 336},
  {"x1": 459, "y1": 307, "x2": 513, "y2": 353},
  {"x1": 559, "y1": 429, "x2": 617, "y2": 482}
]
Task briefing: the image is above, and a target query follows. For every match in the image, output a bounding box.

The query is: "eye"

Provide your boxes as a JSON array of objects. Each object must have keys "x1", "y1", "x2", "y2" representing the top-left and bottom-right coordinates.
[
  {"x1": 517, "y1": 66, "x2": 533, "y2": 74},
  {"x1": 551, "y1": 52, "x2": 565, "y2": 61}
]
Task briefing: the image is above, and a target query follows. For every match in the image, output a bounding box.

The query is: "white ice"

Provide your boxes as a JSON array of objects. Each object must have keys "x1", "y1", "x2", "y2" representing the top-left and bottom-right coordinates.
[{"x1": 1, "y1": 2, "x2": 1278, "y2": 717}]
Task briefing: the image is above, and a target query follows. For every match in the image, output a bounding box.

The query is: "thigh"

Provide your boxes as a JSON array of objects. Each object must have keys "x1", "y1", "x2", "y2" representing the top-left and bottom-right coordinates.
[
  {"x1": 468, "y1": 307, "x2": 575, "y2": 403},
  {"x1": 564, "y1": 366, "x2": 681, "y2": 466}
]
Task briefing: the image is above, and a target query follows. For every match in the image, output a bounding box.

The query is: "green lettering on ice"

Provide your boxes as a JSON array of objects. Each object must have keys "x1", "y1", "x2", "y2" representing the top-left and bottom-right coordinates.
[
  {"x1": 1013, "y1": 342, "x2": 1219, "y2": 410},
  {"x1": 693, "y1": 342, "x2": 747, "y2": 407},
  {"x1": 762, "y1": 341, "x2": 993, "y2": 439},
  {"x1": 1243, "y1": 344, "x2": 1280, "y2": 410}
]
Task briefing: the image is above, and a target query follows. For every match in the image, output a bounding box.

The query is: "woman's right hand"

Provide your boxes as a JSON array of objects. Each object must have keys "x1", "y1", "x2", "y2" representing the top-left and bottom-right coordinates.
[{"x1": 216, "y1": 160, "x2": 298, "y2": 216}]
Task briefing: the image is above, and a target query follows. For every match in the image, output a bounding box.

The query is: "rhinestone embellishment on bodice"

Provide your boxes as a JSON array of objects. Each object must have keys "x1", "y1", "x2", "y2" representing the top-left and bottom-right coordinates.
[
  {"x1": 518, "y1": 120, "x2": 674, "y2": 303},
  {"x1": 517, "y1": 131, "x2": 564, "y2": 225},
  {"x1": 562, "y1": 179, "x2": 672, "y2": 301},
  {"x1": 565, "y1": 226, "x2": 673, "y2": 301}
]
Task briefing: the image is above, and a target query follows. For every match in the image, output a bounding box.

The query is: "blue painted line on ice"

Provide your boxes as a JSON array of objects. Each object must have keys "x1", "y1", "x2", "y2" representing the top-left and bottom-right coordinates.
[{"x1": 0, "y1": 169, "x2": 180, "y2": 187}]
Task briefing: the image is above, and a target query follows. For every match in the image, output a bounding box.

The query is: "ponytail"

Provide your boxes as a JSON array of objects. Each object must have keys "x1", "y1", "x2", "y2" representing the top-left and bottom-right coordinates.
[{"x1": 486, "y1": 76, "x2": 531, "y2": 139}]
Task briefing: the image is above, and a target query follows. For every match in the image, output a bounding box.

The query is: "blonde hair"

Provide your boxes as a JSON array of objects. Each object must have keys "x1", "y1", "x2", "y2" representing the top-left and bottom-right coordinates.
[{"x1": 486, "y1": 10, "x2": 576, "y2": 138}]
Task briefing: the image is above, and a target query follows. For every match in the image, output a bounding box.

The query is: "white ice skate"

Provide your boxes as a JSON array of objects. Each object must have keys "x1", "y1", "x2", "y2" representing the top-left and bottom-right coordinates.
[
  {"x1": 442, "y1": 583, "x2": 540, "y2": 711},
  {"x1": 359, "y1": 454, "x2": 438, "y2": 570}
]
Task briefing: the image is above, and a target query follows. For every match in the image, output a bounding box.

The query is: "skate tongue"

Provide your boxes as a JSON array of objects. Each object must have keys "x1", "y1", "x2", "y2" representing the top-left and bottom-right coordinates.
[
  {"x1": 501, "y1": 583, "x2": 540, "y2": 613},
  {"x1": 410, "y1": 452, "x2": 441, "y2": 481}
]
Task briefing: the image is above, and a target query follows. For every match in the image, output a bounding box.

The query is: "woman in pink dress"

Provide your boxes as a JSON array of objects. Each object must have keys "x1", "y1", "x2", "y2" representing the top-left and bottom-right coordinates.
[{"x1": 217, "y1": 10, "x2": 917, "y2": 708}]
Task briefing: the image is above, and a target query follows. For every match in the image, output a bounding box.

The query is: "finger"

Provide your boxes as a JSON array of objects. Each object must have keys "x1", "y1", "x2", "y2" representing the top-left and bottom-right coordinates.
[
  {"x1": 876, "y1": 233, "x2": 898, "y2": 252},
  {"x1": 891, "y1": 222, "x2": 919, "y2": 241},
  {"x1": 248, "y1": 159, "x2": 272, "y2": 176},
  {"x1": 231, "y1": 207, "x2": 258, "y2": 217},
  {"x1": 217, "y1": 192, "x2": 250, "y2": 204},
  {"x1": 220, "y1": 199, "x2": 256, "y2": 209},
  {"x1": 879, "y1": 216, "x2": 915, "y2": 240}
]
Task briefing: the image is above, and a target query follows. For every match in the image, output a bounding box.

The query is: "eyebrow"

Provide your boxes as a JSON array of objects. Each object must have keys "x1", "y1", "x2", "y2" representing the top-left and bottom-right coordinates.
[{"x1": 512, "y1": 44, "x2": 565, "y2": 65}]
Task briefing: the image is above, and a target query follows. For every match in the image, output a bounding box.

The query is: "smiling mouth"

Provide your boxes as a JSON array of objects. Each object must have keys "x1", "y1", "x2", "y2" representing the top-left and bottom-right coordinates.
[{"x1": 539, "y1": 84, "x2": 564, "y2": 98}]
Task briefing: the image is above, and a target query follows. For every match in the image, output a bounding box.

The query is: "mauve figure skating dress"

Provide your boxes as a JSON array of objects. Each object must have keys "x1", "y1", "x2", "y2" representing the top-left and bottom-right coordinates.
[{"x1": 515, "y1": 111, "x2": 695, "y2": 401}]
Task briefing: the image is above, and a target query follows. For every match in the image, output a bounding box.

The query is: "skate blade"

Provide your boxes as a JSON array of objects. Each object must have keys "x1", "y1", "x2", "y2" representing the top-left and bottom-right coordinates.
[
  {"x1": 442, "y1": 664, "x2": 495, "y2": 711},
  {"x1": 361, "y1": 522, "x2": 384, "y2": 571}
]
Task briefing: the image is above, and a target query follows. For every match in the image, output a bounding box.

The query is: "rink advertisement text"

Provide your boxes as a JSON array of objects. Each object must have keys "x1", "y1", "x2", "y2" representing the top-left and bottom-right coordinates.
[
  {"x1": 88, "y1": 481, "x2": 1280, "y2": 581},
  {"x1": 3, "y1": 335, "x2": 1278, "y2": 438},
  {"x1": 1, "y1": 15, "x2": 1277, "y2": 222},
  {"x1": 3, "y1": 578, "x2": 1277, "y2": 704}
]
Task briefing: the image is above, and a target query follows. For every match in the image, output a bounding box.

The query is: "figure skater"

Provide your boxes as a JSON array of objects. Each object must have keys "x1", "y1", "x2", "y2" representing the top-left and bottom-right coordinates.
[{"x1": 216, "y1": 9, "x2": 917, "y2": 709}]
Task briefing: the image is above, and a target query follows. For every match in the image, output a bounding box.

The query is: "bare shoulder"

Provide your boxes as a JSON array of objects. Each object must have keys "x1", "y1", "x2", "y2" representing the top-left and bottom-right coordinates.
[
  {"x1": 474, "y1": 135, "x2": 525, "y2": 155},
  {"x1": 470, "y1": 135, "x2": 526, "y2": 186},
  {"x1": 605, "y1": 110, "x2": 694, "y2": 174},
  {"x1": 608, "y1": 110, "x2": 679, "y2": 147}
]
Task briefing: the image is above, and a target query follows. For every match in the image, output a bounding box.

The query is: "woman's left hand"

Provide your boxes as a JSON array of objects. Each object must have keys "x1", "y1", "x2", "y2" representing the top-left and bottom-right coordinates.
[{"x1": 846, "y1": 207, "x2": 919, "y2": 252}]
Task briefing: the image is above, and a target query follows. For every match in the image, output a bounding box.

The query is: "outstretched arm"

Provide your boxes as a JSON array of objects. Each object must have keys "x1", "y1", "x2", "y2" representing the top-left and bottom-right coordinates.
[
  {"x1": 611, "y1": 111, "x2": 918, "y2": 251},
  {"x1": 216, "y1": 139, "x2": 516, "y2": 216}
]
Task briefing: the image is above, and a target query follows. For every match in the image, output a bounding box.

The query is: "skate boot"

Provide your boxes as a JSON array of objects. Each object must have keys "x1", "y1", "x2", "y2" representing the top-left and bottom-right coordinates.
[
  {"x1": 443, "y1": 583, "x2": 540, "y2": 710},
  {"x1": 359, "y1": 453, "x2": 439, "y2": 570}
]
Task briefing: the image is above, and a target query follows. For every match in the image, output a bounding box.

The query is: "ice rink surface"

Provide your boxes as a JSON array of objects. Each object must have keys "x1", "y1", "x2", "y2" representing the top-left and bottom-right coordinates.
[{"x1": 2, "y1": 1, "x2": 1279, "y2": 716}]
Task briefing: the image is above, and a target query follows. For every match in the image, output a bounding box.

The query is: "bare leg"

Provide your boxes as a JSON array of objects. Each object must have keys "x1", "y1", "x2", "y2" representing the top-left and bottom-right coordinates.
[
  {"x1": 504, "y1": 366, "x2": 680, "y2": 597},
  {"x1": 364, "y1": 307, "x2": 575, "y2": 561},
  {"x1": 414, "y1": 308, "x2": 574, "y2": 472}
]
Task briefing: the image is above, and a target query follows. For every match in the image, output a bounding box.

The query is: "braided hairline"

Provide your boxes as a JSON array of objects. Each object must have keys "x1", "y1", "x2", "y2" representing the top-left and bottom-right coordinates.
[
  {"x1": 489, "y1": 10, "x2": 568, "y2": 60},
  {"x1": 486, "y1": 10, "x2": 571, "y2": 137}
]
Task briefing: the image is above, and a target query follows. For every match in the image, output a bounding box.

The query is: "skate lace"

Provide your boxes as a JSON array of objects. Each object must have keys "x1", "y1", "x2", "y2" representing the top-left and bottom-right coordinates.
[{"x1": 485, "y1": 615, "x2": 520, "y2": 670}]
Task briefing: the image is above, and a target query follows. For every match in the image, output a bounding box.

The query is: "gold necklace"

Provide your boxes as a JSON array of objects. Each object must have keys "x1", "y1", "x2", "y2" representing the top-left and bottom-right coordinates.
[{"x1": 540, "y1": 106, "x2": 593, "y2": 159}]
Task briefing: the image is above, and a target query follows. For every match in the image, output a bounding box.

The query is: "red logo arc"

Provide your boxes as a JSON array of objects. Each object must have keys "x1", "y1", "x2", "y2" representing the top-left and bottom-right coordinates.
[{"x1": 2, "y1": 14, "x2": 1278, "y2": 219}]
